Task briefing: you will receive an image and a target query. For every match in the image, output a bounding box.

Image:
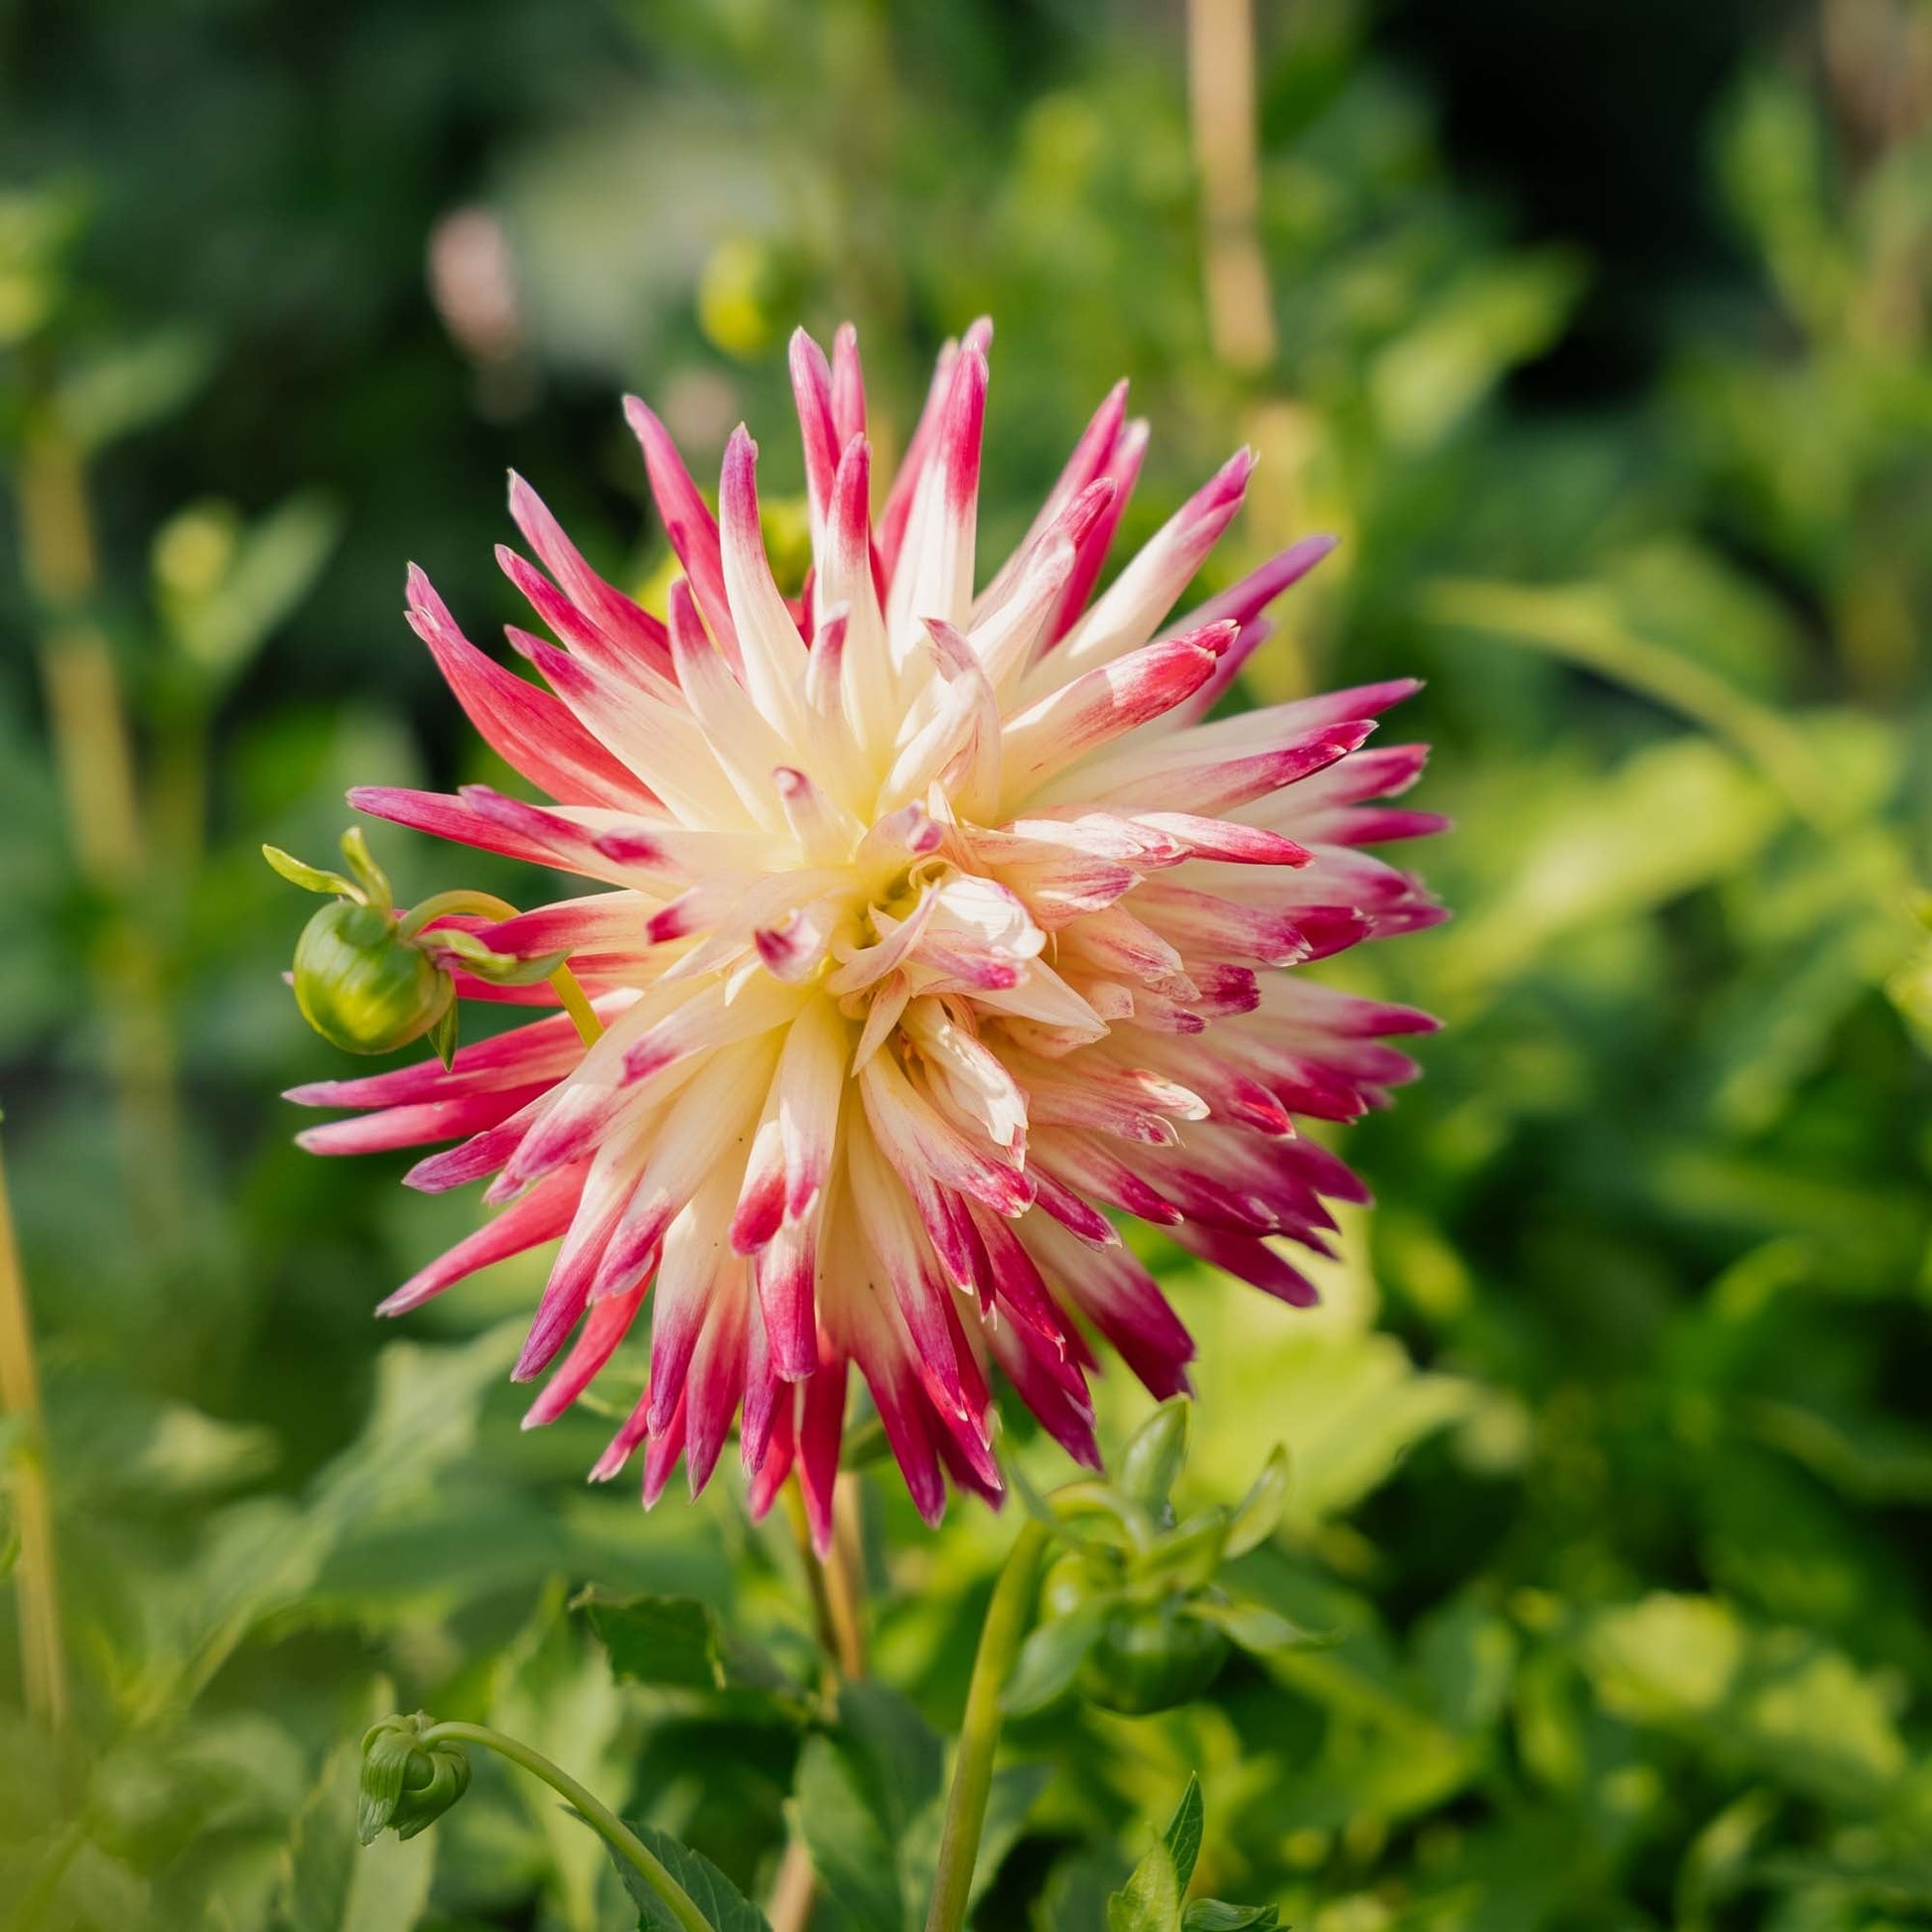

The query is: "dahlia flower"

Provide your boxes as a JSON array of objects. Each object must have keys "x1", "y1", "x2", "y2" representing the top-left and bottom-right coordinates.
[{"x1": 289, "y1": 321, "x2": 1444, "y2": 1550}]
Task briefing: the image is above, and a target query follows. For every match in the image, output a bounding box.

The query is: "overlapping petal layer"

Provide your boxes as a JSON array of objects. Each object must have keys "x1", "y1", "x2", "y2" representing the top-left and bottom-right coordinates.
[{"x1": 294, "y1": 322, "x2": 1445, "y2": 1549}]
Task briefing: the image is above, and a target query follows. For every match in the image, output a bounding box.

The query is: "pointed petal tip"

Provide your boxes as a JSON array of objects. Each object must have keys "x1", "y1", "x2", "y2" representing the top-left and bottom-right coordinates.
[{"x1": 621, "y1": 392, "x2": 663, "y2": 437}]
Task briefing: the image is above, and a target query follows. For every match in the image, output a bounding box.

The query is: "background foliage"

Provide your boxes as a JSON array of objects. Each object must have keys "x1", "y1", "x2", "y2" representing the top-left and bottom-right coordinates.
[{"x1": 3, "y1": 1, "x2": 1930, "y2": 1927}]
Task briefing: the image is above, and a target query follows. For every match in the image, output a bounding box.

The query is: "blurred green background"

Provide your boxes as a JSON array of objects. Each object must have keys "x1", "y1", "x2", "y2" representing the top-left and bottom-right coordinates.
[{"x1": 3, "y1": 0, "x2": 1932, "y2": 1926}]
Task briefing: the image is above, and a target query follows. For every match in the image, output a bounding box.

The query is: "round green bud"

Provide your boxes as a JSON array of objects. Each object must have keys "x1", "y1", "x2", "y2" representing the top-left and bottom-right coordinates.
[
  {"x1": 1079, "y1": 1598, "x2": 1230, "y2": 1716},
  {"x1": 358, "y1": 1713, "x2": 471, "y2": 1844},
  {"x1": 293, "y1": 899, "x2": 454, "y2": 1055}
]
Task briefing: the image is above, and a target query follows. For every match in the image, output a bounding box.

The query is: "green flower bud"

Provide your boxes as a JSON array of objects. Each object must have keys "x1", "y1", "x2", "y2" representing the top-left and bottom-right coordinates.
[
  {"x1": 358, "y1": 1713, "x2": 471, "y2": 1845},
  {"x1": 1079, "y1": 1598, "x2": 1230, "y2": 1716},
  {"x1": 293, "y1": 897, "x2": 455, "y2": 1056}
]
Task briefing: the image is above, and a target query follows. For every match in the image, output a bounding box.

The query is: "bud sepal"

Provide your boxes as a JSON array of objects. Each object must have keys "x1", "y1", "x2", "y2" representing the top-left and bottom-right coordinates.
[
  {"x1": 266, "y1": 829, "x2": 585, "y2": 1065},
  {"x1": 357, "y1": 1712, "x2": 471, "y2": 1844}
]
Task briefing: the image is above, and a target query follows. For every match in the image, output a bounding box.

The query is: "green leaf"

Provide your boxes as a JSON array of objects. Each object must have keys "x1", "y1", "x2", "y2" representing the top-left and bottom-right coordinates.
[
  {"x1": 1191, "y1": 1599, "x2": 1320, "y2": 1659},
  {"x1": 793, "y1": 1682, "x2": 944, "y2": 1932},
  {"x1": 1162, "y1": 1775, "x2": 1204, "y2": 1894},
  {"x1": 131, "y1": 1325, "x2": 516, "y2": 1725},
  {"x1": 1222, "y1": 1447, "x2": 1291, "y2": 1558},
  {"x1": 793, "y1": 1731, "x2": 901, "y2": 1932},
  {"x1": 1182, "y1": 1903, "x2": 1278, "y2": 1930},
  {"x1": 263, "y1": 843, "x2": 357, "y2": 899},
  {"x1": 164, "y1": 491, "x2": 342, "y2": 684},
  {"x1": 57, "y1": 325, "x2": 212, "y2": 451},
  {"x1": 1106, "y1": 1775, "x2": 1210, "y2": 1932},
  {"x1": 1577, "y1": 1592, "x2": 1908, "y2": 1809},
  {"x1": 1369, "y1": 253, "x2": 1582, "y2": 451},
  {"x1": 606, "y1": 1817, "x2": 772, "y2": 1932},
  {"x1": 576, "y1": 1588, "x2": 728, "y2": 1692},
  {"x1": 1119, "y1": 1398, "x2": 1190, "y2": 1516},
  {"x1": 1108, "y1": 1840, "x2": 1182, "y2": 1932},
  {"x1": 1004, "y1": 1595, "x2": 1113, "y2": 1717}
]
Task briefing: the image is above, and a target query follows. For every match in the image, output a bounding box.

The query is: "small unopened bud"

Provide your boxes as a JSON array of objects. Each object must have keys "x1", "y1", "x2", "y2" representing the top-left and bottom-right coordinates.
[
  {"x1": 358, "y1": 1713, "x2": 471, "y2": 1844},
  {"x1": 1080, "y1": 1598, "x2": 1230, "y2": 1716},
  {"x1": 294, "y1": 898, "x2": 455, "y2": 1056},
  {"x1": 267, "y1": 829, "x2": 460, "y2": 1060}
]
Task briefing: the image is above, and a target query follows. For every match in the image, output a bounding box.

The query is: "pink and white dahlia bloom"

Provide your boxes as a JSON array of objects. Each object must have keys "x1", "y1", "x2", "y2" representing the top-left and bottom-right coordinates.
[{"x1": 291, "y1": 321, "x2": 1444, "y2": 1550}]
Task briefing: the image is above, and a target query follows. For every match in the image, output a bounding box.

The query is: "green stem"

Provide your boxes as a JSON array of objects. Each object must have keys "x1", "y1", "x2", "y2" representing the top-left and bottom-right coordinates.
[
  {"x1": 0, "y1": 1125, "x2": 67, "y2": 1732},
  {"x1": 922, "y1": 1518, "x2": 1051, "y2": 1932},
  {"x1": 398, "y1": 889, "x2": 605, "y2": 1048},
  {"x1": 421, "y1": 1721, "x2": 715, "y2": 1932}
]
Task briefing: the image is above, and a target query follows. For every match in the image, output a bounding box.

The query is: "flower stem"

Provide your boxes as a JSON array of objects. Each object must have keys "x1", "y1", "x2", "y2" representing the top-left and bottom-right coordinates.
[
  {"x1": 14, "y1": 416, "x2": 186, "y2": 1244},
  {"x1": 0, "y1": 1123, "x2": 68, "y2": 1732},
  {"x1": 1187, "y1": 0, "x2": 1276, "y2": 373},
  {"x1": 921, "y1": 1518, "x2": 1051, "y2": 1932},
  {"x1": 420, "y1": 1721, "x2": 715, "y2": 1932},
  {"x1": 825, "y1": 1475, "x2": 870, "y2": 1680},
  {"x1": 398, "y1": 889, "x2": 604, "y2": 1047},
  {"x1": 769, "y1": 1475, "x2": 872, "y2": 1932}
]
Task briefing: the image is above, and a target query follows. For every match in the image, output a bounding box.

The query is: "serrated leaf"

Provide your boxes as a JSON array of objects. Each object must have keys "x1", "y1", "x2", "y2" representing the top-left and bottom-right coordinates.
[
  {"x1": 576, "y1": 1588, "x2": 728, "y2": 1692},
  {"x1": 1162, "y1": 1775, "x2": 1204, "y2": 1894},
  {"x1": 604, "y1": 1816, "x2": 772, "y2": 1931},
  {"x1": 1108, "y1": 1839, "x2": 1182, "y2": 1932},
  {"x1": 1223, "y1": 1447, "x2": 1291, "y2": 1558},
  {"x1": 1004, "y1": 1595, "x2": 1113, "y2": 1717}
]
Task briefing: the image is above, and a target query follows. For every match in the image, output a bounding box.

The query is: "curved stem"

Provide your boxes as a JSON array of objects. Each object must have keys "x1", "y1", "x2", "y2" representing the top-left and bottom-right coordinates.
[
  {"x1": 422, "y1": 1721, "x2": 714, "y2": 1932},
  {"x1": 398, "y1": 889, "x2": 604, "y2": 1047},
  {"x1": 0, "y1": 1126, "x2": 66, "y2": 1734},
  {"x1": 922, "y1": 1518, "x2": 1051, "y2": 1932}
]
